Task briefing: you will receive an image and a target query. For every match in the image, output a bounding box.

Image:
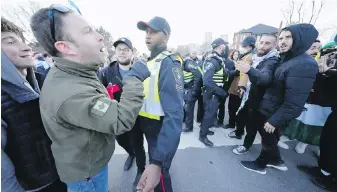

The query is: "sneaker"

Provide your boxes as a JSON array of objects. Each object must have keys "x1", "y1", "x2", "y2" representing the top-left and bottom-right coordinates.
[
  {"x1": 240, "y1": 161, "x2": 266, "y2": 175},
  {"x1": 295, "y1": 142, "x2": 308, "y2": 154},
  {"x1": 233, "y1": 145, "x2": 248, "y2": 155},
  {"x1": 266, "y1": 161, "x2": 288, "y2": 171},
  {"x1": 277, "y1": 141, "x2": 289, "y2": 149},
  {"x1": 227, "y1": 131, "x2": 242, "y2": 139}
]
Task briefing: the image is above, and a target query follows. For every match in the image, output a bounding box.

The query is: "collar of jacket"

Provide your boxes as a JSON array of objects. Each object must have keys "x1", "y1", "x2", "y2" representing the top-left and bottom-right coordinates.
[
  {"x1": 54, "y1": 57, "x2": 99, "y2": 79},
  {"x1": 150, "y1": 45, "x2": 168, "y2": 59},
  {"x1": 1, "y1": 50, "x2": 40, "y2": 103},
  {"x1": 239, "y1": 50, "x2": 253, "y2": 60}
]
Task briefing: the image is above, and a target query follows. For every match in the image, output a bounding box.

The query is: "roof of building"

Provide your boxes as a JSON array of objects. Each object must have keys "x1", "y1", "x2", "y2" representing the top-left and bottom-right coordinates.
[{"x1": 238, "y1": 24, "x2": 278, "y2": 35}]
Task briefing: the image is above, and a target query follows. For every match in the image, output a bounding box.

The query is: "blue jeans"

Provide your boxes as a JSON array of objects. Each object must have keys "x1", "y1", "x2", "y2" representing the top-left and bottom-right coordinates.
[{"x1": 66, "y1": 166, "x2": 108, "y2": 192}]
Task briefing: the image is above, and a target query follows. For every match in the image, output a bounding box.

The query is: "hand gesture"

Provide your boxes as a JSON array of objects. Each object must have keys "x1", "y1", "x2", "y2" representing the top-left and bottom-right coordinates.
[
  {"x1": 136, "y1": 164, "x2": 161, "y2": 192},
  {"x1": 235, "y1": 61, "x2": 251, "y2": 74},
  {"x1": 264, "y1": 122, "x2": 276, "y2": 133}
]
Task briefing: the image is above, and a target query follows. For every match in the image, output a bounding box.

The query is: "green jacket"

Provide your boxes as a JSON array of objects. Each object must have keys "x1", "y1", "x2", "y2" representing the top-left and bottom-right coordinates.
[{"x1": 39, "y1": 58, "x2": 144, "y2": 182}]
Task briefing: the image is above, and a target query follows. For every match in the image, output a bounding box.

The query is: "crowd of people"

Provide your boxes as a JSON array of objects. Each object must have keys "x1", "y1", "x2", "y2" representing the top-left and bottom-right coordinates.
[{"x1": 1, "y1": 3, "x2": 336, "y2": 192}]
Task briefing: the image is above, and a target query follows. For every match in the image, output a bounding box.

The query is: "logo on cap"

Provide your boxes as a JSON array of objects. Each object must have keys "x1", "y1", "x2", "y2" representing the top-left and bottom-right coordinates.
[{"x1": 121, "y1": 38, "x2": 125, "y2": 41}]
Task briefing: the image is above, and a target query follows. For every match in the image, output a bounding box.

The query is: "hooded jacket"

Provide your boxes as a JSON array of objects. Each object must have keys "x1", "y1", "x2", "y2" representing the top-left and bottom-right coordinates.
[
  {"x1": 1, "y1": 51, "x2": 59, "y2": 190},
  {"x1": 259, "y1": 24, "x2": 319, "y2": 129}
]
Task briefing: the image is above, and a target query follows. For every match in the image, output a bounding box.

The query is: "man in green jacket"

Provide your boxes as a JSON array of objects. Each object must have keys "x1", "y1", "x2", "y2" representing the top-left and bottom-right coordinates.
[{"x1": 30, "y1": 5, "x2": 150, "y2": 192}]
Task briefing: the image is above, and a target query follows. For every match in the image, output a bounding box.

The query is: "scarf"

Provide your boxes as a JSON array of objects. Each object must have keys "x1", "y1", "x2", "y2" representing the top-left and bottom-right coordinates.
[{"x1": 237, "y1": 48, "x2": 278, "y2": 112}]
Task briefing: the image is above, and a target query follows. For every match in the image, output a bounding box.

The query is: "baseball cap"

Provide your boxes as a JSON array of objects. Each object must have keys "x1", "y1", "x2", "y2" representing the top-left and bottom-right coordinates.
[
  {"x1": 137, "y1": 16, "x2": 171, "y2": 35},
  {"x1": 241, "y1": 36, "x2": 256, "y2": 47},
  {"x1": 211, "y1": 38, "x2": 227, "y2": 49},
  {"x1": 113, "y1": 37, "x2": 133, "y2": 49}
]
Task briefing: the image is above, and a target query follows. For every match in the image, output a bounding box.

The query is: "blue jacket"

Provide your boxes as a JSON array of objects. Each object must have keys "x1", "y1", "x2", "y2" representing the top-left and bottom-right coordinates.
[
  {"x1": 203, "y1": 52, "x2": 228, "y2": 97},
  {"x1": 148, "y1": 46, "x2": 184, "y2": 167},
  {"x1": 259, "y1": 24, "x2": 319, "y2": 129}
]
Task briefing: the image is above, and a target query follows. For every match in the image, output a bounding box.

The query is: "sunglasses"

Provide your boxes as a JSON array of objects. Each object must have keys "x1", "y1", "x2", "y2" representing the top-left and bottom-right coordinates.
[{"x1": 49, "y1": 4, "x2": 81, "y2": 42}]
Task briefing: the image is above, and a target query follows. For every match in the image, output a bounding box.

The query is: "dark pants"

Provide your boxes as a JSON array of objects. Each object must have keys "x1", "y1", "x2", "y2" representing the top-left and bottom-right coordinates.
[
  {"x1": 200, "y1": 91, "x2": 219, "y2": 137},
  {"x1": 184, "y1": 88, "x2": 198, "y2": 130},
  {"x1": 116, "y1": 133, "x2": 134, "y2": 156},
  {"x1": 228, "y1": 94, "x2": 242, "y2": 126},
  {"x1": 136, "y1": 116, "x2": 177, "y2": 192},
  {"x1": 255, "y1": 112, "x2": 283, "y2": 167},
  {"x1": 217, "y1": 95, "x2": 228, "y2": 124},
  {"x1": 40, "y1": 179, "x2": 67, "y2": 192},
  {"x1": 318, "y1": 111, "x2": 337, "y2": 177},
  {"x1": 196, "y1": 92, "x2": 204, "y2": 123},
  {"x1": 129, "y1": 121, "x2": 147, "y2": 172},
  {"x1": 235, "y1": 104, "x2": 249, "y2": 136}
]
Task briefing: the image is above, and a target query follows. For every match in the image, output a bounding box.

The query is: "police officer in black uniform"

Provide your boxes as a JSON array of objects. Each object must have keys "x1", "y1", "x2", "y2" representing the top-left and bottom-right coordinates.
[
  {"x1": 200, "y1": 38, "x2": 229, "y2": 147},
  {"x1": 182, "y1": 49, "x2": 202, "y2": 132},
  {"x1": 97, "y1": 38, "x2": 146, "y2": 174}
]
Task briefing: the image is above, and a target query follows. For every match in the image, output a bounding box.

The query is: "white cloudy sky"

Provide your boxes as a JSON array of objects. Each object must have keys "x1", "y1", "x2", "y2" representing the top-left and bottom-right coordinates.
[{"x1": 2, "y1": 0, "x2": 337, "y2": 53}]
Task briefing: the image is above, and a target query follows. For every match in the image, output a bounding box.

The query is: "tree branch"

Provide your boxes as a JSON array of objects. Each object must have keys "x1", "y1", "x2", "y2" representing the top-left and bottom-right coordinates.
[
  {"x1": 313, "y1": 0, "x2": 324, "y2": 24},
  {"x1": 297, "y1": 2, "x2": 304, "y2": 23},
  {"x1": 308, "y1": 0, "x2": 315, "y2": 24}
]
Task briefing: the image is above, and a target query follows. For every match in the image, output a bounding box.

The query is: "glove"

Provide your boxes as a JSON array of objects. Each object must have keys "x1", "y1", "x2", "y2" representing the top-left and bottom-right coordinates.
[{"x1": 126, "y1": 60, "x2": 151, "y2": 81}]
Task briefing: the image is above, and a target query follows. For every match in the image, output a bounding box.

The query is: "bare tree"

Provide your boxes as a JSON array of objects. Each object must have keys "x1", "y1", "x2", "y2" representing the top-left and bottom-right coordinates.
[
  {"x1": 281, "y1": 0, "x2": 325, "y2": 26},
  {"x1": 95, "y1": 26, "x2": 114, "y2": 50},
  {"x1": 1, "y1": 1, "x2": 41, "y2": 43}
]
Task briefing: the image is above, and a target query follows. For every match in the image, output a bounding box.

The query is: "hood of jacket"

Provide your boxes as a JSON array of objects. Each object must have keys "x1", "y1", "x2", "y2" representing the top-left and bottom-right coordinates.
[
  {"x1": 1, "y1": 50, "x2": 40, "y2": 103},
  {"x1": 281, "y1": 23, "x2": 319, "y2": 60}
]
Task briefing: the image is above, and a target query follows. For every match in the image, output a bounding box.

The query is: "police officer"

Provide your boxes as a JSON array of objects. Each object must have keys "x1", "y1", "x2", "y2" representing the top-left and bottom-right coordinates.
[
  {"x1": 182, "y1": 49, "x2": 203, "y2": 132},
  {"x1": 200, "y1": 38, "x2": 229, "y2": 147},
  {"x1": 97, "y1": 38, "x2": 146, "y2": 173},
  {"x1": 135, "y1": 17, "x2": 184, "y2": 192},
  {"x1": 216, "y1": 42, "x2": 235, "y2": 128}
]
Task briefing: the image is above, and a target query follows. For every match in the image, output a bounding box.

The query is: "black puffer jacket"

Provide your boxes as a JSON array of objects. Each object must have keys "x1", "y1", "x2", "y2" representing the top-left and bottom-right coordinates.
[{"x1": 259, "y1": 24, "x2": 319, "y2": 129}]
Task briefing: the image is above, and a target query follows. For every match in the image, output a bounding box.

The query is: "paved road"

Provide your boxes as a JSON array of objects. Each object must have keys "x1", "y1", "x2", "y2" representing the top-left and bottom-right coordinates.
[
  {"x1": 108, "y1": 100, "x2": 324, "y2": 192},
  {"x1": 108, "y1": 126, "x2": 324, "y2": 192}
]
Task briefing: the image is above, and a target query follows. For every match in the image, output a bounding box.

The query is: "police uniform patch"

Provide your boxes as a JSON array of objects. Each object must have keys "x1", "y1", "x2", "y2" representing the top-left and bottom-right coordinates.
[
  {"x1": 204, "y1": 62, "x2": 213, "y2": 73},
  {"x1": 172, "y1": 67, "x2": 183, "y2": 92},
  {"x1": 91, "y1": 99, "x2": 111, "y2": 117}
]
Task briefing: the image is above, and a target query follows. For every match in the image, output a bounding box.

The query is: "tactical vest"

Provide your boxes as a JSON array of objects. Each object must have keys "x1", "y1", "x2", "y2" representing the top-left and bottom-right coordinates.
[
  {"x1": 139, "y1": 51, "x2": 182, "y2": 120},
  {"x1": 203, "y1": 53, "x2": 227, "y2": 86},
  {"x1": 183, "y1": 71, "x2": 194, "y2": 83}
]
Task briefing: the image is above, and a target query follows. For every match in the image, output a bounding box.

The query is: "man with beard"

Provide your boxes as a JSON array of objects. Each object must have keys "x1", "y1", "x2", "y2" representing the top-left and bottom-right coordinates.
[
  {"x1": 98, "y1": 38, "x2": 146, "y2": 174},
  {"x1": 231, "y1": 34, "x2": 279, "y2": 155},
  {"x1": 240, "y1": 23, "x2": 318, "y2": 175},
  {"x1": 199, "y1": 38, "x2": 229, "y2": 147},
  {"x1": 182, "y1": 49, "x2": 203, "y2": 132},
  {"x1": 307, "y1": 39, "x2": 322, "y2": 58}
]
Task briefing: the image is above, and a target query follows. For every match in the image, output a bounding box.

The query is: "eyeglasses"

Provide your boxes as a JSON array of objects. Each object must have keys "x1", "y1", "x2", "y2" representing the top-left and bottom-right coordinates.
[
  {"x1": 49, "y1": 5, "x2": 71, "y2": 42},
  {"x1": 116, "y1": 48, "x2": 131, "y2": 53}
]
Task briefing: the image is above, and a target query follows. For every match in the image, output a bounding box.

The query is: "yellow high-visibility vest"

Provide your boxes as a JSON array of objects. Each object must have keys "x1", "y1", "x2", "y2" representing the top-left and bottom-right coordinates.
[{"x1": 138, "y1": 51, "x2": 182, "y2": 120}]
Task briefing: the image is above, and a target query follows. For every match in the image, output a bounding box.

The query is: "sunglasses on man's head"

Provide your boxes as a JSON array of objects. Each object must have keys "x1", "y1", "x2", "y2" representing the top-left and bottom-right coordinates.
[{"x1": 49, "y1": 4, "x2": 81, "y2": 42}]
